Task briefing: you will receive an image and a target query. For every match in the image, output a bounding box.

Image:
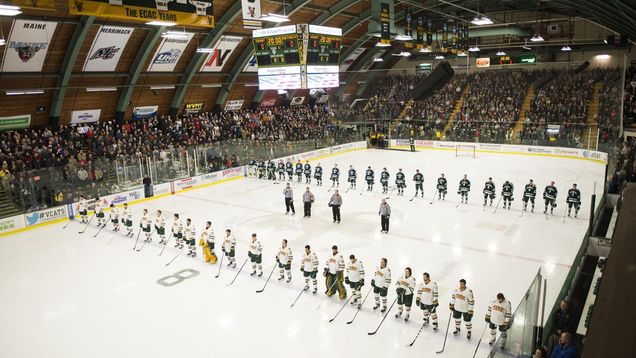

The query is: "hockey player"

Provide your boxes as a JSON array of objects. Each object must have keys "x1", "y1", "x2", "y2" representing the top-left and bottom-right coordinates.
[
  {"x1": 94, "y1": 197, "x2": 107, "y2": 227},
  {"x1": 314, "y1": 163, "x2": 323, "y2": 186},
  {"x1": 301, "y1": 245, "x2": 319, "y2": 294},
  {"x1": 522, "y1": 179, "x2": 537, "y2": 212},
  {"x1": 345, "y1": 255, "x2": 365, "y2": 308},
  {"x1": 485, "y1": 293, "x2": 512, "y2": 347},
  {"x1": 277, "y1": 160, "x2": 286, "y2": 181},
  {"x1": 483, "y1": 177, "x2": 496, "y2": 206},
  {"x1": 222, "y1": 229, "x2": 237, "y2": 268},
  {"x1": 395, "y1": 267, "x2": 416, "y2": 321},
  {"x1": 295, "y1": 160, "x2": 303, "y2": 182},
  {"x1": 276, "y1": 239, "x2": 293, "y2": 282},
  {"x1": 257, "y1": 159, "x2": 266, "y2": 179},
  {"x1": 77, "y1": 195, "x2": 88, "y2": 223},
  {"x1": 109, "y1": 204, "x2": 120, "y2": 232},
  {"x1": 172, "y1": 213, "x2": 183, "y2": 248},
  {"x1": 437, "y1": 174, "x2": 448, "y2": 200},
  {"x1": 324, "y1": 245, "x2": 346, "y2": 299},
  {"x1": 248, "y1": 157, "x2": 257, "y2": 177},
  {"x1": 501, "y1": 181, "x2": 514, "y2": 210},
  {"x1": 122, "y1": 203, "x2": 133, "y2": 237},
  {"x1": 372, "y1": 258, "x2": 392, "y2": 312},
  {"x1": 566, "y1": 184, "x2": 581, "y2": 218},
  {"x1": 380, "y1": 168, "x2": 390, "y2": 194},
  {"x1": 330, "y1": 164, "x2": 340, "y2": 187},
  {"x1": 286, "y1": 159, "x2": 294, "y2": 181},
  {"x1": 199, "y1": 221, "x2": 216, "y2": 263},
  {"x1": 248, "y1": 233, "x2": 263, "y2": 276},
  {"x1": 365, "y1": 166, "x2": 375, "y2": 191},
  {"x1": 458, "y1": 175, "x2": 471, "y2": 204},
  {"x1": 413, "y1": 169, "x2": 424, "y2": 197},
  {"x1": 347, "y1": 165, "x2": 357, "y2": 189},
  {"x1": 140, "y1": 209, "x2": 151, "y2": 242},
  {"x1": 303, "y1": 161, "x2": 312, "y2": 184},
  {"x1": 543, "y1": 181, "x2": 558, "y2": 214},
  {"x1": 267, "y1": 160, "x2": 276, "y2": 181},
  {"x1": 450, "y1": 279, "x2": 475, "y2": 339},
  {"x1": 155, "y1": 210, "x2": 166, "y2": 244},
  {"x1": 415, "y1": 272, "x2": 439, "y2": 331},
  {"x1": 395, "y1": 169, "x2": 406, "y2": 196},
  {"x1": 184, "y1": 218, "x2": 197, "y2": 256}
]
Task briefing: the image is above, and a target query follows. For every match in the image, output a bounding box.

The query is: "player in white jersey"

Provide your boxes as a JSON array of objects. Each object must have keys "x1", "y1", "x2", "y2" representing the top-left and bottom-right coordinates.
[
  {"x1": 450, "y1": 278, "x2": 475, "y2": 339},
  {"x1": 372, "y1": 258, "x2": 392, "y2": 312},
  {"x1": 109, "y1": 204, "x2": 120, "y2": 231},
  {"x1": 301, "y1": 245, "x2": 319, "y2": 294},
  {"x1": 486, "y1": 293, "x2": 512, "y2": 347},
  {"x1": 140, "y1": 209, "x2": 151, "y2": 242},
  {"x1": 415, "y1": 272, "x2": 439, "y2": 331},
  {"x1": 171, "y1": 214, "x2": 183, "y2": 248},
  {"x1": 276, "y1": 239, "x2": 293, "y2": 282},
  {"x1": 155, "y1": 210, "x2": 166, "y2": 244},
  {"x1": 324, "y1": 245, "x2": 346, "y2": 299},
  {"x1": 122, "y1": 203, "x2": 133, "y2": 237},
  {"x1": 222, "y1": 229, "x2": 237, "y2": 268},
  {"x1": 183, "y1": 218, "x2": 196, "y2": 257},
  {"x1": 248, "y1": 233, "x2": 263, "y2": 276},
  {"x1": 395, "y1": 267, "x2": 416, "y2": 321},
  {"x1": 77, "y1": 195, "x2": 88, "y2": 223},
  {"x1": 345, "y1": 255, "x2": 365, "y2": 308},
  {"x1": 199, "y1": 221, "x2": 216, "y2": 263},
  {"x1": 94, "y1": 197, "x2": 107, "y2": 227}
]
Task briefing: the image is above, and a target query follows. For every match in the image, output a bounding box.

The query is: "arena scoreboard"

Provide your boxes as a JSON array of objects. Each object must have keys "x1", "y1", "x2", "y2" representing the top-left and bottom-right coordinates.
[{"x1": 252, "y1": 24, "x2": 342, "y2": 90}]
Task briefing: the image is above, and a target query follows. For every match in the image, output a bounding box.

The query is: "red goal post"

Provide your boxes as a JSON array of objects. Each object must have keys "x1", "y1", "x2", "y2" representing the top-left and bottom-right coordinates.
[{"x1": 455, "y1": 144, "x2": 476, "y2": 158}]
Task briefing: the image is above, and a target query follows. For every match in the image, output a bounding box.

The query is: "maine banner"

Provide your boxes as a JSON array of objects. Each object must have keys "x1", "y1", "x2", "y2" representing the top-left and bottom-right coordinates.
[{"x1": 1, "y1": 19, "x2": 58, "y2": 72}]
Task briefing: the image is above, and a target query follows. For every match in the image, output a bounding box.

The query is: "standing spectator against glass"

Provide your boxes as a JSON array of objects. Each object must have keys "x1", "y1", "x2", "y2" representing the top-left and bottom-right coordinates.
[
  {"x1": 284, "y1": 183, "x2": 295, "y2": 215},
  {"x1": 549, "y1": 300, "x2": 574, "y2": 351},
  {"x1": 302, "y1": 187, "x2": 315, "y2": 218},
  {"x1": 329, "y1": 189, "x2": 342, "y2": 223},
  {"x1": 379, "y1": 198, "x2": 391, "y2": 233}
]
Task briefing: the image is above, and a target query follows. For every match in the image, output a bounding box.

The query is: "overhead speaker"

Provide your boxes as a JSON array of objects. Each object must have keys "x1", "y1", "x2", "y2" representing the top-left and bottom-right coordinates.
[
  {"x1": 410, "y1": 61, "x2": 454, "y2": 101},
  {"x1": 574, "y1": 61, "x2": 590, "y2": 74},
  {"x1": 534, "y1": 72, "x2": 555, "y2": 90}
]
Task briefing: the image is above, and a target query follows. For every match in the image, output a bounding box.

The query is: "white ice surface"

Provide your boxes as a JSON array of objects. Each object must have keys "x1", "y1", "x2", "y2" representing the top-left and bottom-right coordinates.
[{"x1": 0, "y1": 148, "x2": 605, "y2": 358}]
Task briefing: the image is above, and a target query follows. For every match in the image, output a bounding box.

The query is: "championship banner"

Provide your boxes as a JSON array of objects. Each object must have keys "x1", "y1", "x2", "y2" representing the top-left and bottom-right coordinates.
[
  {"x1": 69, "y1": 0, "x2": 214, "y2": 28},
  {"x1": 13, "y1": 0, "x2": 56, "y2": 11},
  {"x1": 224, "y1": 100, "x2": 244, "y2": 111},
  {"x1": 70, "y1": 109, "x2": 101, "y2": 124},
  {"x1": 184, "y1": 103, "x2": 203, "y2": 114},
  {"x1": 426, "y1": 17, "x2": 433, "y2": 46},
  {"x1": 290, "y1": 96, "x2": 305, "y2": 106},
  {"x1": 83, "y1": 25, "x2": 134, "y2": 72},
  {"x1": 242, "y1": 54, "x2": 258, "y2": 72},
  {"x1": 200, "y1": 35, "x2": 243, "y2": 72},
  {"x1": 1, "y1": 19, "x2": 58, "y2": 72},
  {"x1": 0, "y1": 115, "x2": 31, "y2": 131},
  {"x1": 132, "y1": 105, "x2": 158, "y2": 120},
  {"x1": 241, "y1": 0, "x2": 261, "y2": 29},
  {"x1": 415, "y1": 14, "x2": 424, "y2": 50},
  {"x1": 339, "y1": 47, "x2": 364, "y2": 72},
  {"x1": 379, "y1": 2, "x2": 390, "y2": 46},
  {"x1": 147, "y1": 32, "x2": 193, "y2": 72},
  {"x1": 404, "y1": 9, "x2": 412, "y2": 49}
]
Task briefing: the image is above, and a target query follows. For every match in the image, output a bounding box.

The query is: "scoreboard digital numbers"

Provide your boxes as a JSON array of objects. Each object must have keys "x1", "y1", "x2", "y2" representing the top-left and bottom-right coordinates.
[
  {"x1": 253, "y1": 32, "x2": 300, "y2": 67},
  {"x1": 306, "y1": 25, "x2": 342, "y2": 89}
]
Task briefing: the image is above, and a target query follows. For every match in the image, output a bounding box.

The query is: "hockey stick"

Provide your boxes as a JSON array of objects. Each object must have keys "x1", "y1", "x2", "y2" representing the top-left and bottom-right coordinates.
[
  {"x1": 562, "y1": 204, "x2": 569, "y2": 223},
  {"x1": 430, "y1": 190, "x2": 438, "y2": 205},
  {"x1": 158, "y1": 235, "x2": 171, "y2": 256},
  {"x1": 328, "y1": 291, "x2": 355, "y2": 322},
  {"x1": 408, "y1": 318, "x2": 429, "y2": 347},
  {"x1": 345, "y1": 184, "x2": 353, "y2": 193},
  {"x1": 164, "y1": 249, "x2": 182, "y2": 267},
  {"x1": 368, "y1": 296, "x2": 398, "y2": 335},
  {"x1": 492, "y1": 196, "x2": 503, "y2": 214},
  {"x1": 135, "y1": 239, "x2": 148, "y2": 252},
  {"x1": 132, "y1": 229, "x2": 142, "y2": 250},
  {"x1": 409, "y1": 194, "x2": 418, "y2": 202},
  {"x1": 226, "y1": 258, "x2": 249, "y2": 286},
  {"x1": 93, "y1": 224, "x2": 105, "y2": 238},
  {"x1": 436, "y1": 312, "x2": 453, "y2": 354},
  {"x1": 214, "y1": 253, "x2": 225, "y2": 278},
  {"x1": 78, "y1": 214, "x2": 95, "y2": 234},
  {"x1": 291, "y1": 285, "x2": 310, "y2": 308},
  {"x1": 256, "y1": 264, "x2": 278, "y2": 293},
  {"x1": 62, "y1": 219, "x2": 73, "y2": 229},
  {"x1": 347, "y1": 287, "x2": 373, "y2": 324},
  {"x1": 107, "y1": 232, "x2": 117, "y2": 245},
  {"x1": 471, "y1": 325, "x2": 489, "y2": 358}
]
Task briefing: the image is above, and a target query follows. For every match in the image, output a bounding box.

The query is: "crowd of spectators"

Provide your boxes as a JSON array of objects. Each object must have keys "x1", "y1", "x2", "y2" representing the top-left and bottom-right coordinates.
[
  {"x1": 362, "y1": 74, "x2": 424, "y2": 120},
  {"x1": 596, "y1": 68, "x2": 623, "y2": 144},
  {"x1": 623, "y1": 65, "x2": 636, "y2": 129}
]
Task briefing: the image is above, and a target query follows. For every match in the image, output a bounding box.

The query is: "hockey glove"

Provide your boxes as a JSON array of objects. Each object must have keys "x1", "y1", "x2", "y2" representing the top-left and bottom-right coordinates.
[
  {"x1": 300, "y1": 267, "x2": 305, "y2": 273},
  {"x1": 432, "y1": 300, "x2": 439, "y2": 307},
  {"x1": 345, "y1": 277, "x2": 350, "y2": 285},
  {"x1": 275, "y1": 256, "x2": 280, "y2": 263},
  {"x1": 371, "y1": 279, "x2": 376, "y2": 288},
  {"x1": 485, "y1": 315, "x2": 491, "y2": 323},
  {"x1": 359, "y1": 279, "x2": 365, "y2": 287},
  {"x1": 416, "y1": 298, "x2": 421, "y2": 306},
  {"x1": 396, "y1": 287, "x2": 406, "y2": 296},
  {"x1": 248, "y1": 252, "x2": 253, "y2": 258},
  {"x1": 323, "y1": 268, "x2": 329, "y2": 277},
  {"x1": 449, "y1": 303, "x2": 455, "y2": 312},
  {"x1": 222, "y1": 247, "x2": 226, "y2": 253}
]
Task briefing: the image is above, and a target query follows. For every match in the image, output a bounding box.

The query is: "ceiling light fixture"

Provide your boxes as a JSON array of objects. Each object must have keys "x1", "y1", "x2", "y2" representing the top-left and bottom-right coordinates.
[
  {"x1": 530, "y1": 34, "x2": 544, "y2": 42},
  {"x1": 373, "y1": 57, "x2": 383, "y2": 62},
  {"x1": 375, "y1": 42, "x2": 391, "y2": 47},
  {"x1": 0, "y1": 39, "x2": 5, "y2": 46},
  {"x1": 0, "y1": 5, "x2": 22, "y2": 16},
  {"x1": 201, "y1": 84, "x2": 223, "y2": 88},
  {"x1": 496, "y1": 50, "x2": 506, "y2": 56},
  {"x1": 196, "y1": 48, "x2": 215, "y2": 53},
  {"x1": 468, "y1": 46, "x2": 480, "y2": 52},
  {"x1": 86, "y1": 87, "x2": 118, "y2": 92},
  {"x1": 561, "y1": 45, "x2": 572, "y2": 51},
  {"x1": 435, "y1": 55, "x2": 445, "y2": 60},
  {"x1": 457, "y1": 52, "x2": 467, "y2": 57},
  {"x1": 146, "y1": 21, "x2": 177, "y2": 27},
  {"x1": 395, "y1": 34, "x2": 413, "y2": 41},
  {"x1": 162, "y1": 31, "x2": 189, "y2": 39},
  {"x1": 150, "y1": 85, "x2": 175, "y2": 90},
  {"x1": 419, "y1": 47, "x2": 432, "y2": 53},
  {"x1": 260, "y1": 13, "x2": 290, "y2": 23},
  {"x1": 6, "y1": 89, "x2": 44, "y2": 96},
  {"x1": 470, "y1": 15, "x2": 493, "y2": 26}
]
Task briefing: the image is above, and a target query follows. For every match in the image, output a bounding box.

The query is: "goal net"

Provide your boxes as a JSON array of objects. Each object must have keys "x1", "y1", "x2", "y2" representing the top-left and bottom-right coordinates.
[{"x1": 455, "y1": 144, "x2": 476, "y2": 158}]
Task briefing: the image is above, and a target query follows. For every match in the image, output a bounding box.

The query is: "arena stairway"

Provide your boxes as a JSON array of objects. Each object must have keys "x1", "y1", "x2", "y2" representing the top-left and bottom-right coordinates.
[
  {"x1": 512, "y1": 85, "x2": 535, "y2": 142},
  {"x1": 442, "y1": 85, "x2": 469, "y2": 138},
  {"x1": 582, "y1": 82, "x2": 603, "y2": 150},
  {"x1": 388, "y1": 98, "x2": 414, "y2": 133},
  {"x1": 0, "y1": 186, "x2": 21, "y2": 218}
]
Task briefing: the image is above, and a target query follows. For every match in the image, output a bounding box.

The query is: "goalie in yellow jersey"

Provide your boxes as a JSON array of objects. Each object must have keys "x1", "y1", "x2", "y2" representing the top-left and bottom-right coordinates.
[{"x1": 198, "y1": 221, "x2": 217, "y2": 264}]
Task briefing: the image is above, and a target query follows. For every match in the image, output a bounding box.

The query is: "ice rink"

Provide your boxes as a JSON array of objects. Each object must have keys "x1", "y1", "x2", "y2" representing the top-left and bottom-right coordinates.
[{"x1": 0, "y1": 147, "x2": 605, "y2": 358}]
